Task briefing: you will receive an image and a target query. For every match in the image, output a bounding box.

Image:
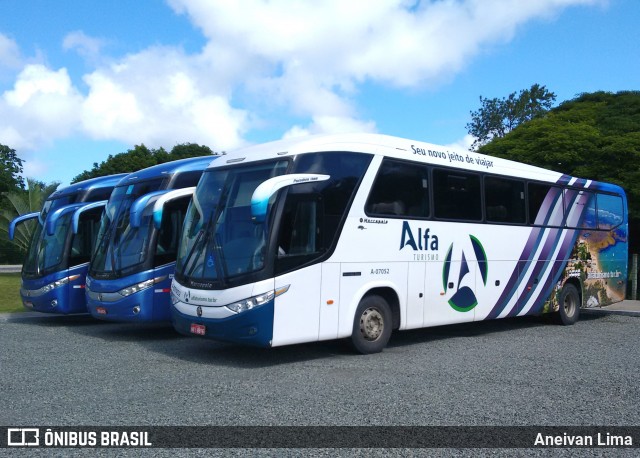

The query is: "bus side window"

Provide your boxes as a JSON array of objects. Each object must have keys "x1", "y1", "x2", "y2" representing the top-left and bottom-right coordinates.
[
  {"x1": 564, "y1": 189, "x2": 596, "y2": 229},
  {"x1": 528, "y1": 182, "x2": 564, "y2": 226},
  {"x1": 278, "y1": 196, "x2": 322, "y2": 257},
  {"x1": 597, "y1": 193, "x2": 624, "y2": 230},
  {"x1": 155, "y1": 196, "x2": 190, "y2": 267},
  {"x1": 365, "y1": 159, "x2": 429, "y2": 218},
  {"x1": 433, "y1": 169, "x2": 481, "y2": 221},
  {"x1": 69, "y1": 207, "x2": 103, "y2": 266},
  {"x1": 485, "y1": 176, "x2": 525, "y2": 224},
  {"x1": 275, "y1": 151, "x2": 372, "y2": 275}
]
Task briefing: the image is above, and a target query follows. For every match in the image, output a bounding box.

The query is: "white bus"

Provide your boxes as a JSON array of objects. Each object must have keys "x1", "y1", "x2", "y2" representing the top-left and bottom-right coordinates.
[{"x1": 169, "y1": 134, "x2": 628, "y2": 353}]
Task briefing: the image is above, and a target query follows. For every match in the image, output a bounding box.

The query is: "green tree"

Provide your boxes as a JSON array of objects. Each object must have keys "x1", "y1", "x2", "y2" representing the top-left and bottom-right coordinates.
[
  {"x1": 71, "y1": 143, "x2": 215, "y2": 183},
  {"x1": 467, "y1": 84, "x2": 557, "y2": 150},
  {"x1": 478, "y1": 91, "x2": 640, "y2": 219},
  {"x1": 0, "y1": 144, "x2": 27, "y2": 263},
  {"x1": 0, "y1": 178, "x2": 60, "y2": 262},
  {"x1": 169, "y1": 143, "x2": 215, "y2": 159},
  {"x1": 0, "y1": 144, "x2": 25, "y2": 193}
]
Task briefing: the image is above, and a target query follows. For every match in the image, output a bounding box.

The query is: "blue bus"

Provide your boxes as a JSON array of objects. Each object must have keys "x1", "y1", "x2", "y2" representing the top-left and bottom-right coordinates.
[
  {"x1": 85, "y1": 156, "x2": 214, "y2": 322},
  {"x1": 9, "y1": 174, "x2": 126, "y2": 314}
]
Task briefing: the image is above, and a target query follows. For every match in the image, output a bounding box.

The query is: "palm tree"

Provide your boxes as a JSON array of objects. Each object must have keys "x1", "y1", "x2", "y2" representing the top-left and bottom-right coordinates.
[{"x1": 0, "y1": 178, "x2": 60, "y2": 253}]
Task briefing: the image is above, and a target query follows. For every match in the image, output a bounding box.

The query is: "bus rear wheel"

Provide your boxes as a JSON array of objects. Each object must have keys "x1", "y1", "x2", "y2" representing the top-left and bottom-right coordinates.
[
  {"x1": 351, "y1": 295, "x2": 392, "y2": 354},
  {"x1": 558, "y1": 283, "x2": 580, "y2": 325}
]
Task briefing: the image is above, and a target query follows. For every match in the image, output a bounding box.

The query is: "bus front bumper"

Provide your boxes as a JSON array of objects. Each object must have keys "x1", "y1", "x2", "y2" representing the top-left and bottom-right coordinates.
[{"x1": 171, "y1": 300, "x2": 274, "y2": 348}]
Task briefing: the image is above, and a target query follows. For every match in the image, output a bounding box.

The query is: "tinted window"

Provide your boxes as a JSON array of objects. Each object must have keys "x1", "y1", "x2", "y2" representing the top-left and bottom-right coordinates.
[
  {"x1": 154, "y1": 195, "x2": 190, "y2": 267},
  {"x1": 276, "y1": 152, "x2": 372, "y2": 273},
  {"x1": 528, "y1": 183, "x2": 564, "y2": 226},
  {"x1": 366, "y1": 159, "x2": 429, "y2": 218},
  {"x1": 69, "y1": 207, "x2": 103, "y2": 266},
  {"x1": 433, "y1": 169, "x2": 481, "y2": 221},
  {"x1": 86, "y1": 187, "x2": 116, "y2": 202},
  {"x1": 484, "y1": 177, "x2": 525, "y2": 224},
  {"x1": 172, "y1": 170, "x2": 205, "y2": 189},
  {"x1": 597, "y1": 193, "x2": 624, "y2": 230},
  {"x1": 564, "y1": 189, "x2": 596, "y2": 229}
]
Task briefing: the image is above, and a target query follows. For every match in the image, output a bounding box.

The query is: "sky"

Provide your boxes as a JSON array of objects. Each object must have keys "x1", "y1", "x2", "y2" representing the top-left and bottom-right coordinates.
[{"x1": 0, "y1": 0, "x2": 639, "y2": 187}]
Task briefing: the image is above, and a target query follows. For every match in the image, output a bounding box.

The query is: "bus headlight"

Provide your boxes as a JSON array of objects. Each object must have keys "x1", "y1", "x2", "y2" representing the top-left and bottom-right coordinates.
[
  {"x1": 117, "y1": 276, "x2": 167, "y2": 297},
  {"x1": 21, "y1": 275, "x2": 81, "y2": 297},
  {"x1": 118, "y1": 279, "x2": 154, "y2": 297},
  {"x1": 226, "y1": 291, "x2": 275, "y2": 314}
]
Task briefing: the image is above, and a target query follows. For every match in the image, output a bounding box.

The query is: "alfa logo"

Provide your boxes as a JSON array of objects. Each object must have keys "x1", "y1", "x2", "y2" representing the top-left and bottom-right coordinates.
[{"x1": 442, "y1": 235, "x2": 488, "y2": 312}]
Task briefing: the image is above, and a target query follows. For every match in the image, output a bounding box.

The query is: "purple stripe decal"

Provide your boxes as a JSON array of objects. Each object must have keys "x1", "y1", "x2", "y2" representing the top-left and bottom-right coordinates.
[
  {"x1": 506, "y1": 228, "x2": 563, "y2": 317},
  {"x1": 486, "y1": 186, "x2": 565, "y2": 319},
  {"x1": 485, "y1": 175, "x2": 587, "y2": 319},
  {"x1": 485, "y1": 226, "x2": 543, "y2": 319},
  {"x1": 518, "y1": 184, "x2": 592, "y2": 315},
  {"x1": 526, "y1": 187, "x2": 592, "y2": 315}
]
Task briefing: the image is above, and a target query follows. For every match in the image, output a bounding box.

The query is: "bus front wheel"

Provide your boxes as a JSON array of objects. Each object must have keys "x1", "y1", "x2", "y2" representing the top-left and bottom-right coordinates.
[
  {"x1": 558, "y1": 283, "x2": 580, "y2": 326},
  {"x1": 351, "y1": 295, "x2": 392, "y2": 354}
]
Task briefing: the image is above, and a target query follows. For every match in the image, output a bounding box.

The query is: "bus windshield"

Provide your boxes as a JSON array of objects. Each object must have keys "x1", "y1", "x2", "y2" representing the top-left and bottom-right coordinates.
[
  {"x1": 176, "y1": 152, "x2": 373, "y2": 287},
  {"x1": 176, "y1": 160, "x2": 289, "y2": 283},
  {"x1": 22, "y1": 195, "x2": 77, "y2": 277},
  {"x1": 90, "y1": 178, "x2": 165, "y2": 278},
  {"x1": 22, "y1": 213, "x2": 73, "y2": 276}
]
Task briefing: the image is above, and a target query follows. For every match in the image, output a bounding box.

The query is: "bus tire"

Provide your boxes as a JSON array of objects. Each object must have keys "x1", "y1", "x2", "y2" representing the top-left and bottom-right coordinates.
[
  {"x1": 350, "y1": 295, "x2": 392, "y2": 354},
  {"x1": 558, "y1": 283, "x2": 580, "y2": 326}
]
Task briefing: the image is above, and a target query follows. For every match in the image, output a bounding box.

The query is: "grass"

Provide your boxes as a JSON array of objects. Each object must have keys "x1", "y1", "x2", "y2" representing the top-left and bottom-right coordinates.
[{"x1": 0, "y1": 273, "x2": 24, "y2": 313}]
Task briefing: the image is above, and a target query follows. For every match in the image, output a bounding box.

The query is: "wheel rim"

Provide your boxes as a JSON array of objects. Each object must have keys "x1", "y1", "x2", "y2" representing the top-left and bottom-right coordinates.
[
  {"x1": 563, "y1": 293, "x2": 576, "y2": 316},
  {"x1": 360, "y1": 307, "x2": 384, "y2": 341}
]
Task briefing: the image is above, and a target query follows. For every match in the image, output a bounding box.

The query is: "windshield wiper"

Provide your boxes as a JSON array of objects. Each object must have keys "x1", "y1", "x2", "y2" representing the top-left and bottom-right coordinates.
[
  {"x1": 212, "y1": 232, "x2": 228, "y2": 279},
  {"x1": 181, "y1": 207, "x2": 217, "y2": 278}
]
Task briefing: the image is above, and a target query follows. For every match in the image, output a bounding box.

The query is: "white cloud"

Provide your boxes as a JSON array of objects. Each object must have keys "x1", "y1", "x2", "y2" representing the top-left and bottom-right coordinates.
[
  {"x1": 283, "y1": 115, "x2": 376, "y2": 139},
  {"x1": 446, "y1": 134, "x2": 476, "y2": 152},
  {"x1": 1, "y1": 0, "x2": 605, "y2": 179},
  {"x1": 79, "y1": 46, "x2": 249, "y2": 150},
  {"x1": 63, "y1": 31, "x2": 105, "y2": 62},
  {"x1": 22, "y1": 157, "x2": 49, "y2": 178},
  {"x1": 0, "y1": 33, "x2": 22, "y2": 70},
  {"x1": 169, "y1": 0, "x2": 603, "y2": 88},
  {"x1": 166, "y1": 0, "x2": 603, "y2": 142},
  {"x1": 1, "y1": 64, "x2": 83, "y2": 150}
]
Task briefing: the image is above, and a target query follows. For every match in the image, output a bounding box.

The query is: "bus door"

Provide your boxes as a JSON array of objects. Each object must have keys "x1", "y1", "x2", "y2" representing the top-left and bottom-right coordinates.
[
  {"x1": 424, "y1": 246, "x2": 477, "y2": 327},
  {"x1": 405, "y1": 262, "x2": 425, "y2": 329}
]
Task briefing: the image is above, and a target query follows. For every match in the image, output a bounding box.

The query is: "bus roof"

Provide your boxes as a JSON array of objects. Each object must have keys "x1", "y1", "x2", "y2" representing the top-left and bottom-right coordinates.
[
  {"x1": 208, "y1": 133, "x2": 572, "y2": 185},
  {"x1": 115, "y1": 156, "x2": 216, "y2": 187},
  {"x1": 48, "y1": 173, "x2": 128, "y2": 200}
]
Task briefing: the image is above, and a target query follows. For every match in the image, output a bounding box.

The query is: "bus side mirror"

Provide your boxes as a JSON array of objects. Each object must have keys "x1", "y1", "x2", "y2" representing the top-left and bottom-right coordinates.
[
  {"x1": 8, "y1": 212, "x2": 40, "y2": 241},
  {"x1": 45, "y1": 203, "x2": 85, "y2": 236},
  {"x1": 71, "y1": 201, "x2": 107, "y2": 234},
  {"x1": 151, "y1": 187, "x2": 195, "y2": 229},
  {"x1": 250, "y1": 174, "x2": 330, "y2": 223},
  {"x1": 129, "y1": 190, "x2": 172, "y2": 228}
]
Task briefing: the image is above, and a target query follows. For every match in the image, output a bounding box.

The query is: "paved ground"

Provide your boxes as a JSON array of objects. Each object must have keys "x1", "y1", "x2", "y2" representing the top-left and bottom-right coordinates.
[
  {"x1": 1, "y1": 294, "x2": 639, "y2": 454},
  {"x1": 582, "y1": 300, "x2": 640, "y2": 317}
]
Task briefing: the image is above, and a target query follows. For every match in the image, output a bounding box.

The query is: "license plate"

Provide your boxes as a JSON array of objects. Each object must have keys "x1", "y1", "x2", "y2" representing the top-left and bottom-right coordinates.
[
  {"x1": 96, "y1": 307, "x2": 107, "y2": 315},
  {"x1": 190, "y1": 323, "x2": 206, "y2": 336}
]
